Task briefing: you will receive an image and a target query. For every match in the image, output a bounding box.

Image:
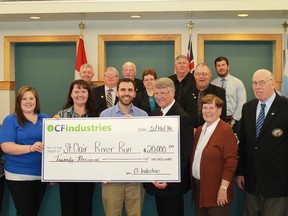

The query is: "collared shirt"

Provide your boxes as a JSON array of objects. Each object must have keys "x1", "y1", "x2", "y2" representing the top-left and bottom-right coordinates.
[
  {"x1": 161, "y1": 100, "x2": 175, "y2": 116},
  {"x1": 256, "y1": 92, "x2": 276, "y2": 119},
  {"x1": 104, "y1": 86, "x2": 117, "y2": 105},
  {"x1": 0, "y1": 113, "x2": 49, "y2": 179},
  {"x1": 57, "y1": 105, "x2": 88, "y2": 118},
  {"x1": 211, "y1": 74, "x2": 246, "y2": 121},
  {"x1": 192, "y1": 118, "x2": 220, "y2": 180},
  {"x1": 100, "y1": 103, "x2": 148, "y2": 117},
  {"x1": 0, "y1": 147, "x2": 3, "y2": 178}
]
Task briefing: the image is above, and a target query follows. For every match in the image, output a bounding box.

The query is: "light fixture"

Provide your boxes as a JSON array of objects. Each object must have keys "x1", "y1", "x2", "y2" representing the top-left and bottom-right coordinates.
[
  {"x1": 30, "y1": 16, "x2": 41, "y2": 20},
  {"x1": 130, "y1": 15, "x2": 142, "y2": 19},
  {"x1": 238, "y1": 13, "x2": 249, "y2": 17}
]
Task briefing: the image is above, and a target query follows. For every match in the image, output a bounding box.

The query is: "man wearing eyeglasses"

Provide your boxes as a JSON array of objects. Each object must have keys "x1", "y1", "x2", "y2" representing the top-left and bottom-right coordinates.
[
  {"x1": 184, "y1": 63, "x2": 226, "y2": 128},
  {"x1": 236, "y1": 69, "x2": 288, "y2": 216},
  {"x1": 93, "y1": 67, "x2": 119, "y2": 115},
  {"x1": 144, "y1": 77, "x2": 193, "y2": 216},
  {"x1": 211, "y1": 56, "x2": 246, "y2": 135}
]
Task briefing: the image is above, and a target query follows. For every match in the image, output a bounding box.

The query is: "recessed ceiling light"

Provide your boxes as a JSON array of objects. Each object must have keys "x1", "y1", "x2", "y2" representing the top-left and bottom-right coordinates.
[
  {"x1": 130, "y1": 15, "x2": 142, "y2": 19},
  {"x1": 238, "y1": 14, "x2": 249, "y2": 17},
  {"x1": 30, "y1": 16, "x2": 41, "y2": 20}
]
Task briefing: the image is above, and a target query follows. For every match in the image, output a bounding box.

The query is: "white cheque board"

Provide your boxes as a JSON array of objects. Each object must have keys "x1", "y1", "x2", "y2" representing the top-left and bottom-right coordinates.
[{"x1": 42, "y1": 116, "x2": 180, "y2": 182}]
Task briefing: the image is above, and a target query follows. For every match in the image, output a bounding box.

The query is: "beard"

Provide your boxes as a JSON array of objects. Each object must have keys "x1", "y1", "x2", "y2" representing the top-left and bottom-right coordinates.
[{"x1": 118, "y1": 95, "x2": 134, "y2": 105}]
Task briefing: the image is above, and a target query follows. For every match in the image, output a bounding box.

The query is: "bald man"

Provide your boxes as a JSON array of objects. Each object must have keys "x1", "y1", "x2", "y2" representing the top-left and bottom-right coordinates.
[{"x1": 236, "y1": 69, "x2": 288, "y2": 216}]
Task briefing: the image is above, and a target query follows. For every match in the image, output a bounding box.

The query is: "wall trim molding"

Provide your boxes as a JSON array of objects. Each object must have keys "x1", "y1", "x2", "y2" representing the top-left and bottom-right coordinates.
[
  {"x1": 98, "y1": 34, "x2": 181, "y2": 80},
  {"x1": 0, "y1": 81, "x2": 16, "y2": 90},
  {"x1": 4, "y1": 35, "x2": 79, "y2": 82},
  {"x1": 197, "y1": 34, "x2": 282, "y2": 90}
]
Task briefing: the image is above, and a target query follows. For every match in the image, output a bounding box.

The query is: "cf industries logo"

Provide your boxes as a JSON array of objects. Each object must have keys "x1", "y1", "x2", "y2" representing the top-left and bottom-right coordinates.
[{"x1": 47, "y1": 125, "x2": 65, "y2": 132}]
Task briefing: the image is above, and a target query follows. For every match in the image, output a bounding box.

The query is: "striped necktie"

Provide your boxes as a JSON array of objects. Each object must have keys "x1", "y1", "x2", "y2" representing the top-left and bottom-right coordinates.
[
  {"x1": 106, "y1": 89, "x2": 113, "y2": 107},
  {"x1": 256, "y1": 103, "x2": 266, "y2": 137}
]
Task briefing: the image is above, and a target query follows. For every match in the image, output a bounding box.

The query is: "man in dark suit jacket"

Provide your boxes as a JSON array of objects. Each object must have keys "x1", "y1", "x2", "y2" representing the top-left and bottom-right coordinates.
[
  {"x1": 144, "y1": 77, "x2": 194, "y2": 216},
  {"x1": 236, "y1": 69, "x2": 288, "y2": 216},
  {"x1": 184, "y1": 63, "x2": 226, "y2": 128},
  {"x1": 93, "y1": 67, "x2": 119, "y2": 115},
  {"x1": 122, "y1": 61, "x2": 144, "y2": 92}
]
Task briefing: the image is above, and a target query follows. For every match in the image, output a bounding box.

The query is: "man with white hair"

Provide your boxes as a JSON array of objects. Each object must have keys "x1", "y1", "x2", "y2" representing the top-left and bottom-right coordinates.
[
  {"x1": 122, "y1": 61, "x2": 144, "y2": 92},
  {"x1": 236, "y1": 69, "x2": 288, "y2": 216}
]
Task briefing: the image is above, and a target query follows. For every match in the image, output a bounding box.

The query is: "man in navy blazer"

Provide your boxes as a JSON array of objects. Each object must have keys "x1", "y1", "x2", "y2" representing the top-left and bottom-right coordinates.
[
  {"x1": 236, "y1": 69, "x2": 288, "y2": 216},
  {"x1": 184, "y1": 63, "x2": 226, "y2": 128},
  {"x1": 144, "y1": 77, "x2": 194, "y2": 216},
  {"x1": 93, "y1": 67, "x2": 119, "y2": 115}
]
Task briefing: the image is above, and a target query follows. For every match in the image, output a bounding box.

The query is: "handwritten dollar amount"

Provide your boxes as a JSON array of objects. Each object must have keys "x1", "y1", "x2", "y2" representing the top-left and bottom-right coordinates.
[{"x1": 143, "y1": 145, "x2": 175, "y2": 153}]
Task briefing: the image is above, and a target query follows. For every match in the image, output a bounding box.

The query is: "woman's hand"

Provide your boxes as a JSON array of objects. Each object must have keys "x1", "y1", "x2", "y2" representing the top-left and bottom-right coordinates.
[
  {"x1": 153, "y1": 181, "x2": 168, "y2": 189},
  {"x1": 30, "y1": 142, "x2": 44, "y2": 153},
  {"x1": 53, "y1": 114, "x2": 60, "y2": 119},
  {"x1": 217, "y1": 187, "x2": 228, "y2": 207}
]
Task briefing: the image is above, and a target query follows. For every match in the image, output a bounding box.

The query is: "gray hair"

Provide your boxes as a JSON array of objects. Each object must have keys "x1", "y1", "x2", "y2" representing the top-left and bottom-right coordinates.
[{"x1": 155, "y1": 77, "x2": 175, "y2": 92}]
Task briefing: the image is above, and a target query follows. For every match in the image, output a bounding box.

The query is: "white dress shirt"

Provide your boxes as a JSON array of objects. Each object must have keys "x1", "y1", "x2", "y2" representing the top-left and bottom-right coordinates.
[
  {"x1": 211, "y1": 74, "x2": 246, "y2": 121},
  {"x1": 192, "y1": 118, "x2": 220, "y2": 180}
]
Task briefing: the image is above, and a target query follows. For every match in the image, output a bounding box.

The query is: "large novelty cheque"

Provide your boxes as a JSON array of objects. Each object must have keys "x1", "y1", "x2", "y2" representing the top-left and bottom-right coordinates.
[{"x1": 42, "y1": 116, "x2": 180, "y2": 182}]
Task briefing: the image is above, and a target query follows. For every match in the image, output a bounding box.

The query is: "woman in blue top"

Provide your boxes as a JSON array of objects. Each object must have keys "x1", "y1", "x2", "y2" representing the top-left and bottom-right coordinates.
[
  {"x1": 0, "y1": 145, "x2": 4, "y2": 213},
  {"x1": 0, "y1": 85, "x2": 48, "y2": 216}
]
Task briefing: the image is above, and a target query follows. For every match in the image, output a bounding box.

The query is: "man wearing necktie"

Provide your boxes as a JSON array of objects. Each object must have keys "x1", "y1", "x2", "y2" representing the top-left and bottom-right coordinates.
[
  {"x1": 236, "y1": 69, "x2": 288, "y2": 216},
  {"x1": 93, "y1": 67, "x2": 119, "y2": 115},
  {"x1": 211, "y1": 56, "x2": 246, "y2": 135},
  {"x1": 144, "y1": 78, "x2": 194, "y2": 216}
]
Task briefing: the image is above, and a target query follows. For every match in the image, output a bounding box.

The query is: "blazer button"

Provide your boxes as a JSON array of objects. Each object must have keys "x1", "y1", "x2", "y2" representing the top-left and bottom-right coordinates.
[{"x1": 255, "y1": 146, "x2": 258, "y2": 150}]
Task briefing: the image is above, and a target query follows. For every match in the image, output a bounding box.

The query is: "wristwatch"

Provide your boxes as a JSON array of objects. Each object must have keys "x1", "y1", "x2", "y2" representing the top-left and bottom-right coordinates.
[{"x1": 230, "y1": 118, "x2": 236, "y2": 125}]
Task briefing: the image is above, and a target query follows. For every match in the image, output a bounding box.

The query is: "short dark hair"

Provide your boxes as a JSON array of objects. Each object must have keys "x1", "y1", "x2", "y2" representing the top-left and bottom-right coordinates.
[
  {"x1": 214, "y1": 56, "x2": 229, "y2": 67},
  {"x1": 117, "y1": 78, "x2": 136, "y2": 91}
]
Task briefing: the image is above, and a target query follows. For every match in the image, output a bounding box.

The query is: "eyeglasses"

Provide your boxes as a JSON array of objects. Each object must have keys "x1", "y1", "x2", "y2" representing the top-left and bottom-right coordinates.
[
  {"x1": 104, "y1": 74, "x2": 118, "y2": 78},
  {"x1": 194, "y1": 72, "x2": 209, "y2": 76},
  {"x1": 154, "y1": 91, "x2": 170, "y2": 97},
  {"x1": 252, "y1": 79, "x2": 272, "y2": 87}
]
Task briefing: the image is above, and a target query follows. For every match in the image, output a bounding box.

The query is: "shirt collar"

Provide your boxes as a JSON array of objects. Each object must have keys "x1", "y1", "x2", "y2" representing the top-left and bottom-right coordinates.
[
  {"x1": 258, "y1": 92, "x2": 276, "y2": 109},
  {"x1": 115, "y1": 102, "x2": 138, "y2": 115},
  {"x1": 105, "y1": 86, "x2": 117, "y2": 92},
  {"x1": 202, "y1": 118, "x2": 220, "y2": 133},
  {"x1": 161, "y1": 100, "x2": 175, "y2": 115}
]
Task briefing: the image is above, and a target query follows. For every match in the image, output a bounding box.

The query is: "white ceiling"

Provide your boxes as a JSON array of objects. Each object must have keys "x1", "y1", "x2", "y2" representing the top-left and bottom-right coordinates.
[{"x1": 0, "y1": 0, "x2": 287, "y2": 22}]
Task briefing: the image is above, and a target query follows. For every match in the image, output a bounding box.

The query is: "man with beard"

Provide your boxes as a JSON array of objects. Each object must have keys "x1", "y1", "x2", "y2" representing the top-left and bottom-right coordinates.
[
  {"x1": 211, "y1": 56, "x2": 246, "y2": 135},
  {"x1": 100, "y1": 78, "x2": 148, "y2": 216}
]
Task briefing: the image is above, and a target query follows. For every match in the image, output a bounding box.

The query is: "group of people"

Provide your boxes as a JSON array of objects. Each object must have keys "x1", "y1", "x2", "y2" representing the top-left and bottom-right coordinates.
[{"x1": 0, "y1": 55, "x2": 287, "y2": 216}]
